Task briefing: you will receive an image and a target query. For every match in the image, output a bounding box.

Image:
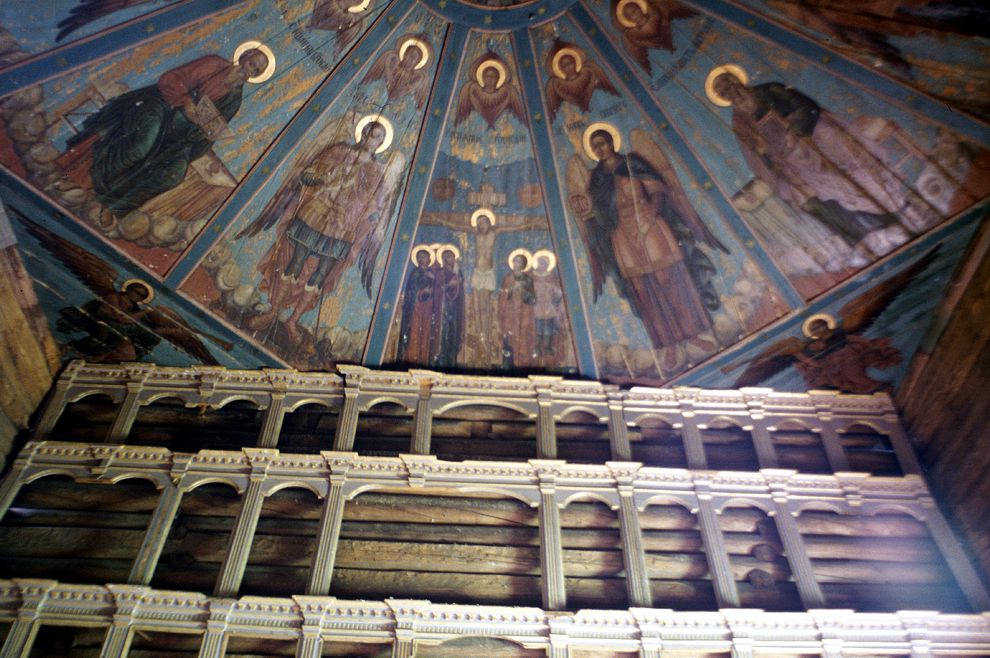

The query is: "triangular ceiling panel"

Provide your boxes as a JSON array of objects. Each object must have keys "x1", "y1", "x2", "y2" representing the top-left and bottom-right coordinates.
[
  {"x1": 0, "y1": 0, "x2": 988, "y2": 398},
  {"x1": 179, "y1": 2, "x2": 445, "y2": 369}
]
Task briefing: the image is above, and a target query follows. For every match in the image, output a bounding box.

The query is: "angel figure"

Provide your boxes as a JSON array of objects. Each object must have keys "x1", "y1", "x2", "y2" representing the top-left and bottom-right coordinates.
[
  {"x1": 455, "y1": 52, "x2": 526, "y2": 130},
  {"x1": 310, "y1": 0, "x2": 373, "y2": 55},
  {"x1": 611, "y1": 0, "x2": 697, "y2": 73},
  {"x1": 56, "y1": 0, "x2": 162, "y2": 42},
  {"x1": 566, "y1": 123, "x2": 727, "y2": 362},
  {"x1": 25, "y1": 222, "x2": 227, "y2": 364},
  {"x1": 544, "y1": 42, "x2": 619, "y2": 123},
  {"x1": 362, "y1": 34, "x2": 433, "y2": 109},
  {"x1": 236, "y1": 115, "x2": 405, "y2": 346},
  {"x1": 728, "y1": 247, "x2": 940, "y2": 393}
]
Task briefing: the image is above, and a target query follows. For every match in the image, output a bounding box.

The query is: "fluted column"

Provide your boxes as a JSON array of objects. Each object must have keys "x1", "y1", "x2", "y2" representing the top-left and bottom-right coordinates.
[
  {"x1": 99, "y1": 585, "x2": 150, "y2": 658},
  {"x1": 919, "y1": 493, "x2": 990, "y2": 611},
  {"x1": 214, "y1": 450, "x2": 276, "y2": 597},
  {"x1": 814, "y1": 405, "x2": 850, "y2": 472},
  {"x1": 0, "y1": 447, "x2": 32, "y2": 520},
  {"x1": 1, "y1": 580, "x2": 54, "y2": 658},
  {"x1": 640, "y1": 645, "x2": 663, "y2": 658},
  {"x1": 693, "y1": 481, "x2": 739, "y2": 607},
  {"x1": 744, "y1": 395, "x2": 779, "y2": 468},
  {"x1": 106, "y1": 379, "x2": 146, "y2": 443},
  {"x1": 257, "y1": 390, "x2": 287, "y2": 449},
  {"x1": 333, "y1": 388, "x2": 360, "y2": 451},
  {"x1": 882, "y1": 411, "x2": 923, "y2": 475},
  {"x1": 411, "y1": 380, "x2": 432, "y2": 455},
  {"x1": 198, "y1": 600, "x2": 234, "y2": 658},
  {"x1": 767, "y1": 473, "x2": 826, "y2": 608},
  {"x1": 611, "y1": 464, "x2": 651, "y2": 607},
  {"x1": 548, "y1": 634, "x2": 569, "y2": 658},
  {"x1": 292, "y1": 597, "x2": 328, "y2": 658},
  {"x1": 31, "y1": 362, "x2": 81, "y2": 439},
  {"x1": 536, "y1": 390, "x2": 557, "y2": 459},
  {"x1": 391, "y1": 634, "x2": 414, "y2": 658},
  {"x1": 128, "y1": 481, "x2": 183, "y2": 585},
  {"x1": 606, "y1": 391, "x2": 632, "y2": 461},
  {"x1": 306, "y1": 463, "x2": 349, "y2": 595},
  {"x1": 536, "y1": 467, "x2": 566, "y2": 610},
  {"x1": 678, "y1": 401, "x2": 707, "y2": 469}
]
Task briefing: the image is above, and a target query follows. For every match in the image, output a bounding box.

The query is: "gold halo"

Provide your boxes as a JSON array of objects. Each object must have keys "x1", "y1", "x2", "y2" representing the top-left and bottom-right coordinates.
[
  {"x1": 347, "y1": 0, "x2": 370, "y2": 13},
  {"x1": 616, "y1": 0, "x2": 649, "y2": 28},
  {"x1": 233, "y1": 41, "x2": 276, "y2": 84},
  {"x1": 399, "y1": 37, "x2": 429, "y2": 70},
  {"x1": 802, "y1": 313, "x2": 837, "y2": 339},
  {"x1": 507, "y1": 248, "x2": 533, "y2": 272},
  {"x1": 532, "y1": 249, "x2": 557, "y2": 273},
  {"x1": 410, "y1": 244, "x2": 436, "y2": 267},
  {"x1": 475, "y1": 59, "x2": 508, "y2": 89},
  {"x1": 705, "y1": 64, "x2": 749, "y2": 107},
  {"x1": 470, "y1": 207, "x2": 496, "y2": 228},
  {"x1": 551, "y1": 47, "x2": 583, "y2": 79},
  {"x1": 354, "y1": 114, "x2": 394, "y2": 154},
  {"x1": 438, "y1": 243, "x2": 461, "y2": 262},
  {"x1": 120, "y1": 278, "x2": 154, "y2": 304},
  {"x1": 582, "y1": 122, "x2": 622, "y2": 161}
]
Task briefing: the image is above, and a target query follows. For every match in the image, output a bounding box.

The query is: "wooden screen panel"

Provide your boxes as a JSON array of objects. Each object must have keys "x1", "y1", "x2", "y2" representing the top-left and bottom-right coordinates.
[
  {"x1": 353, "y1": 402, "x2": 413, "y2": 456},
  {"x1": 320, "y1": 640, "x2": 393, "y2": 657},
  {"x1": 702, "y1": 420, "x2": 759, "y2": 471},
  {"x1": 797, "y1": 509, "x2": 969, "y2": 612},
  {"x1": 560, "y1": 497, "x2": 627, "y2": 611},
  {"x1": 432, "y1": 404, "x2": 535, "y2": 462},
  {"x1": 628, "y1": 416, "x2": 686, "y2": 467},
  {"x1": 717, "y1": 503, "x2": 801, "y2": 611},
  {"x1": 0, "y1": 474, "x2": 158, "y2": 585},
  {"x1": 224, "y1": 636, "x2": 298, "y2": 657},
  {"x1": 640, "y1": 500, "x2": 717, "y2": 610},
  {"x1": 278, "y1": 402, "x2": 340, "y2": 453},
  {"x1": 418, "y1": 637, "x2": 545, "y2": 657},
  {"x1": 128, "y1": 630, "x2": 204, "y2": 657},
  {"x1": 130, "y1": 397, "x2": 264, "y2": 452},
  {"x1": 240, "y1": 486, "x2": 323, "y2": 597},
  {"x1": 556, "y1": 410, "x2": 611, "y2": 464},
  {"x1": 26, "y1": 625, "x2": 107, "y2": 657},
  {"x1": 151, "y1": 481, "x2": 241, "y2": 593},
  {"x1": 839, "y1": 423, "x2": 902, "y2": 476},
  {"x1": 332, "y1": 488, "x2": 542, "y2": 606},
  {"x1": 48, "y1": 392, "x2": 116, "y2": 442},
  {"x1": 770, "y1": 421, "x2": 830, "y2": 474}
]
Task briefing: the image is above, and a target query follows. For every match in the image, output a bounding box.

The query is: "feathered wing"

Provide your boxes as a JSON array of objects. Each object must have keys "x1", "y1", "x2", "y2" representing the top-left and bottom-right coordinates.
[
  {"x1": 565, "y1": 154, "x2": 607, "y2": 300},
  {"x1": 545, "y1": 79, "x2": 564, "y2": 124},
  {"x1": 412, "y1": 75, "x2": 431, "y2": 109},
  {"x1": 454, "y1": 82, "x2": 477, "y2": 126},
  {"x1": 586, "y1": 62, "x2": 620, "y2": 99},
  {"x1": 728, "y1": 336, "x2": 805, "y2": 387},
  {"x1": 362, "y1": 50, "x2": 395, "y2": 85},
  {"x1": 25, "y1": 221, "x2": 118, "y2": 298},
  {"x1": 652, "y1": 0, "x2": 698, "y2": 21},
  {"x1": 235, "y1": 179, "x2": 303, "y2": 240},
  {"x1": 505, "y1": 84, "x2": 527, "y2": 125},
  {"x1": 839, "y1": 245, "x2": 941, "y2": 334},
  {"x1": 357, "y1": 150, "x2": 408, "y2": 295},
  {"x1": 143, "y1": 306, "x2": 219, "y2": 365},
  {"x1": 57, "y1": 0, "x2": 152, "y2": 42},
  {"x1": 630, "y1": 128, "x2": 727, "y2": 253}
]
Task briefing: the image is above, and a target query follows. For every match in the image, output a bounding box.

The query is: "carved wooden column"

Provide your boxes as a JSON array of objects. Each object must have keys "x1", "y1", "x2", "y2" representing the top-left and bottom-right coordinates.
[
  {"x1": 98, "y1": 585, "x2": 149, "y2": 658},
  {"x1": 548, "y1": 634, "x2": 569, "y2": 658},
  {"x1": 606, "y1": 390, "x2": 632, "y2": 461},
  {"x1": 881, "y1": 409, "x2": 923, "y2": 475},
  {"x1": 536, "y1": 389, "x2": 557, "y2": 460},
  {"x1": 0, "y1": 443, "x2": 35, "y2": 520},
  {"x1": 333, "y1": 387, "x2": 360, "y2": 452},
  {"x1": 693, "y1": 479, "x2": 740, "y2": 607},
  {"x1": 306, "y1": 456, "x2": 351, "y2": 595},
  {"x1": 128, "y1": 481, "x2": 183, "y2": 585},
  {"x1": 677, "y1": 392, "x2": 707, "y2": 469},
  {"x1": 411, "y1": 379, "x2": 433, "y2": 455},
  {"x1": 107, "y1": 368, "x2": 152, "y2": 443},
  {"x1": 257, "y1": 389, "x2": 287, "y2": 449},
  {"x1": 610, "y1": 463, "x2": 651, "y2": 607},
  {"x1": 1, "y1": 580, "x2": 54, "y2": 658},
  {"x1": 198, "y1": 600, "x2": 234, "y2": 658},
  {"x1": 388, "y1": 600, "x2": 418, "y2": 658},
  {"x1": 743, "y1": 392, "x2": 779, "y2": 469},
  {"x1": 31, "y1": 361, "x2": 82, "y2": 439},
  {"x1": 535, "y1": 465, "x2": 566, "y2": 610},
  {"x1": 766, "y1": 471, "x2": 826, "y2": 608},
  {"x1": 214, "y1": 449, "x2": 276, "y2": 597},
  {"x1": 918, "y1": 492, "x2": 990, "y2": 611},
  {"x1": 640, "y1": 645, "x2": 663, "y2": 658},
  {"x1": 813, "y1": 397, "x2": 850, "y2": 472}
]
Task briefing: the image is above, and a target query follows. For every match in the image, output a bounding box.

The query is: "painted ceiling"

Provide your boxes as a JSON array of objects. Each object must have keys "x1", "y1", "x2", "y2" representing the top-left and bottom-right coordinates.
[{"x1": 0, "y1": 0, "x2": 988, "y2": 394}]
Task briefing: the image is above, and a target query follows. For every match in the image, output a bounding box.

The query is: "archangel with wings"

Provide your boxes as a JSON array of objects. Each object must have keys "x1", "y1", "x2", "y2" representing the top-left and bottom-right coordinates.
[
  {"x1": 236, "y1": 115, "x2": 405, "y2": 347},
  {"x1": 455, "y1": 52, "x2": 526, "y2": 130},
  {"x1": 544, "y1": 42, "x2": 619, "y2": 123},
  {"x1": 611, "y1": 0, "x2": 697, "y2": 73},
  {"x1": 362, "y1": 34, "x2": 433, "y2": 109},
  {"x1": 310, "y1": 0, "x2": 373, "y2": 55},
  {"x1": 25, "y1": 222, "x2": 227, "y2": 364},
  {"x1": 566, "y1": 123, "x2": 727, "y2": 356}
]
